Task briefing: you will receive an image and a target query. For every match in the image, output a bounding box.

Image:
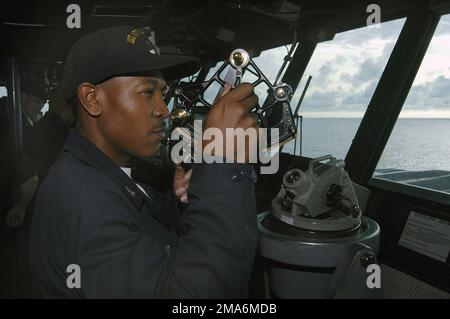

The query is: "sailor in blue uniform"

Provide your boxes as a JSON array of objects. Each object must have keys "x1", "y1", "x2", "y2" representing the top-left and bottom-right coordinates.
[{"x1": 28, "y1": 25, "x2": 259, "y2": 298}]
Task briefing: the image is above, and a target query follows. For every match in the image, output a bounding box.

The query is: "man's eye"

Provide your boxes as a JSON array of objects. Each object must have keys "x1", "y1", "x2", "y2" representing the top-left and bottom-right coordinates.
[{"x1": 143, "y1": 89, "x2": 155, "y2": 97}]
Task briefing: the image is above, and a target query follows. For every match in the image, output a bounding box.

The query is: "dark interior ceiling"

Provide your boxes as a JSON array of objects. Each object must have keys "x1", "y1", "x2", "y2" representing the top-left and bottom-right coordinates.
[
  {"x1": 0, "y1": 0, "x2": 445, "y2": 81},
  {"x1": 0, "y1": 0, "x2": 421, "y2": 60}
]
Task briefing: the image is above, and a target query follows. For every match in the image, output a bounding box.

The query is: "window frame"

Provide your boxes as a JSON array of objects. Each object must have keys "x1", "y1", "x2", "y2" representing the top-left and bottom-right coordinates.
[
  {"x1": 369, "y1": 177, "x2": 450, "y2": 206},
  {"x1": 369, "y1": 13, "x2": 450, "y2": 205}
]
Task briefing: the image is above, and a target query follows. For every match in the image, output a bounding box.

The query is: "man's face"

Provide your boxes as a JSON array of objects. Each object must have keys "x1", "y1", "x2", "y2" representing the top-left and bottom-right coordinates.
[
  {"x1": 22, "y1": 92, "x2": 45, "y2": 122},
  {"x1": 97, "y1": 76, "x2": 169, "y2": 159}
]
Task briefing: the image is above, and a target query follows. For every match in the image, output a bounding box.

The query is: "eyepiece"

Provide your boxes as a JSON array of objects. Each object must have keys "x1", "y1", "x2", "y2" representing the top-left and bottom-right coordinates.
[{"x1": 229, "y1": 49, "x2": 250, "y2": 68}]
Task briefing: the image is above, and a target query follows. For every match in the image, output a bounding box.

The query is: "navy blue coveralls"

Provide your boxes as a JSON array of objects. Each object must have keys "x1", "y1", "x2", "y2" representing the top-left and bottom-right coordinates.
[{"x1": 28, "y1": 130, "x2": 257, "y2": 298}]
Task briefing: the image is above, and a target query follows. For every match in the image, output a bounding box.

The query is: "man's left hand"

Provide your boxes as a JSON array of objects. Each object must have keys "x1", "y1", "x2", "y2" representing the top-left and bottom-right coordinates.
[{"x1": 173, "y1": 165, "x2": 192, "y2": 203}]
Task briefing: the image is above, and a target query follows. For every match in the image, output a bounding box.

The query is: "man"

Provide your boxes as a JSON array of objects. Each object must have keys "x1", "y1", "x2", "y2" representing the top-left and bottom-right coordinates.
[
  {"x1": 0, "y1": 97, "x2": 39, "y2": 297},
  {"x1": 31, "y1": 89, "x2": 74, "y2": 180},
  {"x1": 21, "y1": 87, "x2": 46, "y2": 127},
  {"x1": 29, "y1": 25, "x2": 259, "y2": 298},
  {"x1": 21, "y1": 82, "x2": 47, "y2": 164}
]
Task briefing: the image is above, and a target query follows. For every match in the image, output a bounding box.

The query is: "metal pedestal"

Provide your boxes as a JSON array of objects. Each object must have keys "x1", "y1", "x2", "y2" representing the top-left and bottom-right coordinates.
[{"x1": 257, "y1": 212, "x2": 383, "y2": 298}]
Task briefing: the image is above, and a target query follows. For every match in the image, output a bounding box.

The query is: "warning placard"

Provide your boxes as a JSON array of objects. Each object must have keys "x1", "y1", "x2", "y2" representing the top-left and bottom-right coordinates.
[{"x1": 399, "y1": 211, "x2": 450, "y2": 263}]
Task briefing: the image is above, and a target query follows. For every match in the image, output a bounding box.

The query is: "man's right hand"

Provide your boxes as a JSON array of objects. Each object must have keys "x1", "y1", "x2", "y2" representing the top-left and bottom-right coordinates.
[
  {"x1": 203, "y1": 83, "x2": 259, "y2": 162},
  {"x1": 6, "y1": 205, "x2": 26, "y2": 228}
]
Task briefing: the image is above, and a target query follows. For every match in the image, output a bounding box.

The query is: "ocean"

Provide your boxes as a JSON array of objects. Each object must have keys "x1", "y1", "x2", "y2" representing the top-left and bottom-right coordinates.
[{"x1": 282, "y1": 118, "x2": 450, "y2": 173}]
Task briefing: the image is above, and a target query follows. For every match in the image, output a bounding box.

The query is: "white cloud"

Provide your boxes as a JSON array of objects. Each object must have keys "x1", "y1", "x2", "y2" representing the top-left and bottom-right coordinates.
[
  {"x1": 288, "y1": 18, "x2": 405, "y2": 115},
  {"x1": 411, "y1": 33, "x2": 450, "y2": 85},
  {"x1": 404, "y1": 75, "x2": 450, "y2": 111},
  {"x1": 204, "y1": 15, "x2": 450, "y2": 118}
]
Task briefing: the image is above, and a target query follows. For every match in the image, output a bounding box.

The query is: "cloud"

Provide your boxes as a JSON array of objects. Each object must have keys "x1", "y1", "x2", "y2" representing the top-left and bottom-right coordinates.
[
  {"x1": 382, "y1": 39, "x2": 396, "y2": 56},
  {"x1": 300, "y1": 90, "x2": 340, "y2": 111},
  {"x1": 431, "y1": 75, "x2": 450, "y2": 98},
  {"x1": 404, "y1": 75, "x2": 450, "y2": 110},
  {"x1": 295, "y1": 16, "x2": 450, "y2": 116},
  {"x1": 334, "y1": 55, "x2": 349, "y2": 65},
  {"x1": 342, "y1": 79, "x2": 378, "y2": 105},
  {"x1": 318, "y1": 63, "x2": 334, "y2": 78},
  {"x1": 434, "y1": 15, "x2": 450, "y2": 36},
  {"x1": 340, "y1": 57, "x2": 383, "y2": 84},
  {"x1": 203, "y1": 15, "x2": 450, "y2": 117}
]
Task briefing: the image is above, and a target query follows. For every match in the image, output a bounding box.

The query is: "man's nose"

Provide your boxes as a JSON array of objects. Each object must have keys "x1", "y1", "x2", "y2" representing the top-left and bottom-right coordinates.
[{"x1": 153, "y1": 94, "x2": 170, "y2": 119}]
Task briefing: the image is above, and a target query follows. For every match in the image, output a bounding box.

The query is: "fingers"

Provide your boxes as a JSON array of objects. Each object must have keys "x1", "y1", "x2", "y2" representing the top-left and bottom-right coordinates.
[
  {"x1": 174, "y1": 185, "x2": 189, "y2": 203},
  {"x1": 173, "y1": 167, "x2": 192, "y2": 204},
  {"x1": 213, "y1": 83, "x2": 232, "y2": 105},
  {"x1": 174, "y1": 167, "x2": 192, "y2": 186},
  {"x1": 238, "y1": 93, "x2": 258, "y2": 111},
  {"x1": 220, "y1": 83, "x2": 232, "y2": 98},
  {"x1": 6, "y1": 208, "x2": 16, "y2": 227},
  {"x1": 6, "y1": 211, "x2": 23, "y2": 228},
  {"x1": 222, "y1": 83, "x2": 255, "y2": 102},
  {"x1": 184, "y1": 168, "x2": 193, "y2": 182},
  {"x1": 174, "y1": 186, "x2": 187, "y2": 197},
  {"x1": 218, "y1": 82, "x2": 258, "y2": 111},
  {"x1": 241, "y1": 112, "x2": 259, "y2": 129},
  {"x1": 173, "y1": 164, "x2": 186, "y2": 183}
]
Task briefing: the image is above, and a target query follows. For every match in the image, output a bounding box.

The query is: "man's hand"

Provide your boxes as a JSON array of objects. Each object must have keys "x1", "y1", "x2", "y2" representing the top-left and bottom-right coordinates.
[
  {"x1": 173, "y1": 165, "x2": 193, "y2": 203},
  {"x1": 6, "y1": 205, "x2": 27, "y2": 228},
  {"x1": 203, "y1": 83, "x2": 259, "y2": 162}
]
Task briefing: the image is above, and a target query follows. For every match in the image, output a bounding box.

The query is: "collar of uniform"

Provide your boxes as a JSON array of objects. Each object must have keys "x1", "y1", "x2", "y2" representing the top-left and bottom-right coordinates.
[{"x1": 63, "y1": 129, "x2": 146, "y2": 209}]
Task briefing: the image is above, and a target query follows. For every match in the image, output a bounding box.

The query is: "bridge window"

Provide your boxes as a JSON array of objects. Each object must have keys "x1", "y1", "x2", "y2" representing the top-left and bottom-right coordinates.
[
  {"x1": 373, "y1": 14, "x2": 450, "y2": 201},
  {"x1": 281, "y1": 18, "x2": 405, "y2": 159}
]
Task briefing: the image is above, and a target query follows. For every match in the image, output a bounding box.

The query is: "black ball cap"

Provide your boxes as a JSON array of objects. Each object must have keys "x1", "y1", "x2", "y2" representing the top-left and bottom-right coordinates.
[{"x1": 61, "y1": 25, "x2": 201, "y2": 101}]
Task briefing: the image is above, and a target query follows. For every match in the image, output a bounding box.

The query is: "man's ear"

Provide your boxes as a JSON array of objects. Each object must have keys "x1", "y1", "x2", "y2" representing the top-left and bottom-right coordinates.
[{"x1": 77, "y1": 83, "x2": 101, "y2": 117}]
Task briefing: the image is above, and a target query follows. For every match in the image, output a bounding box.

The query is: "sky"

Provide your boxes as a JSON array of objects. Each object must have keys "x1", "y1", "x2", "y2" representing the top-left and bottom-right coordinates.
[
  {"x1": 251, "y1": 14, "x2": 450, "y2": 118},
  {"x1": 2, "y1": 14, "x2": 450, "y2": 118}
]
